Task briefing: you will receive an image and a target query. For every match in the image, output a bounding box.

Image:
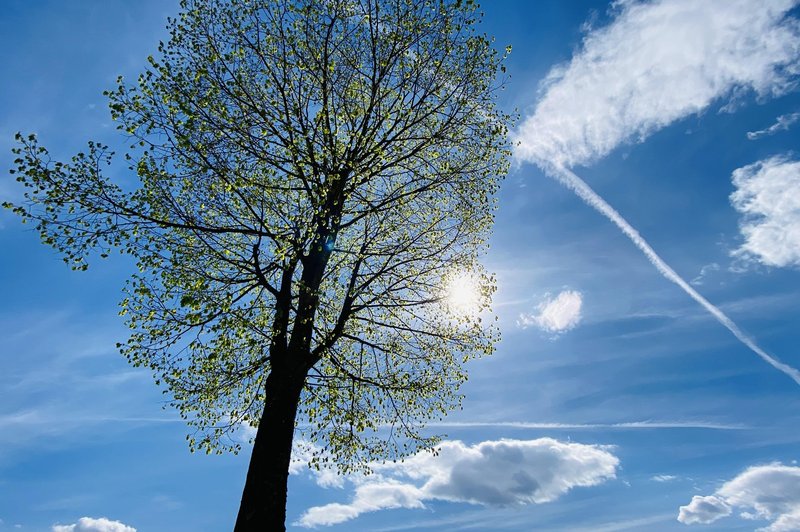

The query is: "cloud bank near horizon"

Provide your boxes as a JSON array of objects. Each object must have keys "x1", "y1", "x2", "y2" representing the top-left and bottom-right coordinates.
[
  {"x1": 52, "y1": 517, "x2": 136, "y2": 532},
  {"x1": 295, "y1": 438, "x2": 619, "y2": 527}
]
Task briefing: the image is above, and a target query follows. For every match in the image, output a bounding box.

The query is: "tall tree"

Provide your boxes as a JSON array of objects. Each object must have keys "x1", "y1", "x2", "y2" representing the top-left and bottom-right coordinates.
[{"x1": 5, "y1": 0, "x2": 510, "y2": 529}]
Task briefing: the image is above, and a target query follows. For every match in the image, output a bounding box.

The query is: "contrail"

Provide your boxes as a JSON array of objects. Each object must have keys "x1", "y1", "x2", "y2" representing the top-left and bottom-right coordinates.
[{"x1": 541, "y1": 160, "x2": 800, "y2": 386}]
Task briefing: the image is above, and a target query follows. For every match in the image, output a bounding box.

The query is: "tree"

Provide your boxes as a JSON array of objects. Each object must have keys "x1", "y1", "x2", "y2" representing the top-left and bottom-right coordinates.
[{"x1": 5, "y1": 0, "x2": 510, "y2": 529}]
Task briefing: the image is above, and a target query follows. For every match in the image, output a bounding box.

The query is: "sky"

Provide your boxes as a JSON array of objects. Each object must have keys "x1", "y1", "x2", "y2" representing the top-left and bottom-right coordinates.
[{"x1": 2, "y1": 0, "x2": 800, "y2": 531}]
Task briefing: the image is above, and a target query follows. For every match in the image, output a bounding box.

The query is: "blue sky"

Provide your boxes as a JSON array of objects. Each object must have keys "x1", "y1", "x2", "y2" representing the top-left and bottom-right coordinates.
[{"x1": 2, "y1": 1, "x2": 800, "y2": 531}]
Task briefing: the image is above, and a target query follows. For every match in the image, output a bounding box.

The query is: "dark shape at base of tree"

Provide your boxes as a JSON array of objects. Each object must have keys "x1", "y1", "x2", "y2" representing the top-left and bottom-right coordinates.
[{"x1": 5, "y1": 0, "x2": 512, "y2": 529}]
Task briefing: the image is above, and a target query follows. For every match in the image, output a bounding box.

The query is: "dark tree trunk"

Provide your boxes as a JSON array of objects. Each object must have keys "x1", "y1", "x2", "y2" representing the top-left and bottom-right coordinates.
[
  {"x1": 234, "y1": 207, "x2": 336, "y2": 530},
  {"x1": 234, "y1": 364, "x2": 306, "y2": 531}
]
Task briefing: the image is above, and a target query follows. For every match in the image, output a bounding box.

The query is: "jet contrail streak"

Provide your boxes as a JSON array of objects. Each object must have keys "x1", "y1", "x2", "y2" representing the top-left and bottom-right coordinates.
[{"x1": 543, "y1": 161, "x2": 800, "y2": 386}]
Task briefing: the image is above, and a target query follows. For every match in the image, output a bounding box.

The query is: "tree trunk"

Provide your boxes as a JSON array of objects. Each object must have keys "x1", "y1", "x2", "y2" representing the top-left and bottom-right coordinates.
[{"x1": 234, "y1": 365, "x2": 306, "y2": 531}]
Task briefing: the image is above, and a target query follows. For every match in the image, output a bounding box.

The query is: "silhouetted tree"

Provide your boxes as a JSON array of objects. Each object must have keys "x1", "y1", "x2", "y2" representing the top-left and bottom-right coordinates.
[{"x1": 6, "y1": 0, "x2": 510, "y2": 529}]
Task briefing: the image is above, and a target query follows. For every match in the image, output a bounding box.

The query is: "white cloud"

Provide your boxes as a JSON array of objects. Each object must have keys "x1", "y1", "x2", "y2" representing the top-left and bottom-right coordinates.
[
  {"x1": 51, "y1": 517, "x2": 136, "y2": 532},
  {"x1": 765, "y1": 510, "x2": 800, "y2": 532},
  {"x1": 690, "y1": 263, "x2": 719, "y2": 286},
  {"x1": 731, "y1": 156, "x2": 800, "y2": 268},
  {"x1": 290, "y1": 439, "x2": 344, "y2": 488},
  {"x1": 509, "y1": 0, "x2": 800, "y2": 386},
  {"x1": 651, "y1": 474, "x2": 678, "y2": 482},
  {"x1": 518, "y1": 290, "x2": 583, "y2": 333},
  {"x1": 678, "y1": 463, "x2": 800, "y2": 530},
  {"x1": 298, "y1": 481, "x2": 425, "y2": 527},
  {"x1": 514, "y1": 0, "x2": 800, "y2": 168},
  {"x1": 747, "y1": 112, "x2": 800, "y2": 140},
  {"x1": 678, "y1": 495, "x2": 732, "y2": 525},
  {"x1": 296, "y1": 438, "x2": 619, "y2": 527}
]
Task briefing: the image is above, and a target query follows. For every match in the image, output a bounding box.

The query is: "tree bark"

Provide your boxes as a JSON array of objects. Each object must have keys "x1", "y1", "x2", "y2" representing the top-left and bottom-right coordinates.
[{"x1": 234, "y1": 364, "x2": 307, "y2": 531}]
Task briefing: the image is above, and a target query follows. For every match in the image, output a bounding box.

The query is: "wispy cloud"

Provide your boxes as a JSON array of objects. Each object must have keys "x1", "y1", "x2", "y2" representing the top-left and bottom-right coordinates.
[
  {"x1": 295, "y1": 438, "x2": 619, "y2": 527},
  {"x1": 747, "y1": 112, "x2": 800, "y2": 140},
  {"x1": 518, "y1": 290, "x2": 583, "y2": 333},
  {"x1": 568, "y1": 514, "x2": 676, "y2": 532},
  {"x1": 651, "y1": 474, "x2": 678, "y2": 482},
  {"x1": 514, "y1": 0, "x2": 800, "y2": 168},
  {"x1": 425, "y1": 420, "x2": 745, "y2": 431},
  {"x1": 731, "y1": 155, "x2": 800, "y2": 268},
  {"x1": 678, "y1": 463, "x2": 800, "y2": 530},
  {"x1": 512, "y1": 0, "x2": 800, "y2": 385},
  {"x1": 52, "y1": 517, "x2": 136, "y2": 532},
  {"x1": 690, "y1": 263, "x2": 719, "y2": 286}
]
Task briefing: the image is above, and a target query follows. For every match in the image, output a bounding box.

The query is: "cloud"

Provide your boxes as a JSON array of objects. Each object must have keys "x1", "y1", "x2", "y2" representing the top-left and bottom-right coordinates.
[
  {"x1": 51, "y1": 517, "x2": 136, "y2": 532},
  {"x1": 510, "y1": 0, "x2": 800, "y2": 385},
  {"x1": 730, "y1": 156, "x2": 800, "y2": 268},
  {"x1": 678, "y1": 495, "x2": 732, "y2": 525},
  {"x1": 299, "y1": 481, "x2": 426, "y2": 527},
  {"x1": 544, "y1": 164, "x2": 800, "y2": 386},
  {"x1": 678, "y1": 463, "x2": 800, "y2": 530},
  {"x1": 518, "y1": 290, "x2": 583, "y2": 333},
  {"x1": 747, "y1": 112, "x2": 800, "y2": 140},
  {"x1": 296, "y1": 438, "x2": 619, "y2": 527},
  {"x1": 651, "y1": 474, "x2": 678, "y2": 482},
  {"x1": 690, "y1": 263, "x2": 719, "y2": 286},
  {"x1": 514, "y1": 0, "x2": 800, "y2": 167},
  {"x1": 766, "y1": 510, "x2": 800, "y2": 532},
  {"x1": 289, "y1": 439, "x2": 345, "y2": 488}
]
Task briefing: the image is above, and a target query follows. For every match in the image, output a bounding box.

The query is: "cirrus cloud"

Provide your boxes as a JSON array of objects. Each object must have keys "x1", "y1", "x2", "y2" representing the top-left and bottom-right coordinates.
[
  {"x1": 514, "y1": 0, "x2": 800, "y2": 168},
  {"x1": 747, "y1": 112, "x2": 800, "y2": 140}
]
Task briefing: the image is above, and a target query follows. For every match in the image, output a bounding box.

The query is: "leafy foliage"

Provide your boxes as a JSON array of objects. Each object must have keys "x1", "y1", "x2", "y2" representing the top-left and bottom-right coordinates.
[{"x1": 5, "y1": 0, "x2": 511, "y2": 473}]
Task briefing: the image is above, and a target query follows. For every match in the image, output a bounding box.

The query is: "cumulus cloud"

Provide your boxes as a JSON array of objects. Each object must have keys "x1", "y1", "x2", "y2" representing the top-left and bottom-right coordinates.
[
  {"x1": 518, "y1": 290, "x2": 583, "y2": 333},
  {"x1": 678, "y1": 463, "x2": 800, "y2": 530},
  {"x1": 514, "y1": 0, "x2": 800, "y2": 167},
  {"x1": 678, "y1": 495, "x2": 732, "y2": 525},
  {"x1": 296, "y1": 438, "x2": 619, "y2": 527},
  {"x1": 51, "y1": 517, "x2": 136, "y2": 532},
  {"x1": 731, "y1": 156, "x2": 800, "y2": 268},
  {"x1": 747, "y1": 112, "x2": 800, "y2": 140},
  {"x1": 766, "y1": 510, "x2": 800, "y2": 532}
]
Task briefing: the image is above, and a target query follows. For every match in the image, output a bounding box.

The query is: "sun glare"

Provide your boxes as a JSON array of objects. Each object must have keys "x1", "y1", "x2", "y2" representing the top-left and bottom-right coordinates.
[{"x1": 446, "y1": 273, "x2": 482, "y2": 316}]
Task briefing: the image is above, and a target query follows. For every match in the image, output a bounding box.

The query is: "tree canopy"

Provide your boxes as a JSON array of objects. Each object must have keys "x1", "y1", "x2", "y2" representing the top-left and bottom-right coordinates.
[{"x1": 6, "y1": 0, "x2": 510, "y2": 527}]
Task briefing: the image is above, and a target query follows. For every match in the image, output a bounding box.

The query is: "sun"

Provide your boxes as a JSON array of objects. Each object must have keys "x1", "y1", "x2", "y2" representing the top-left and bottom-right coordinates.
[{"x1": 445, "y1": 272, "x2": 482, "y2": 317}]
